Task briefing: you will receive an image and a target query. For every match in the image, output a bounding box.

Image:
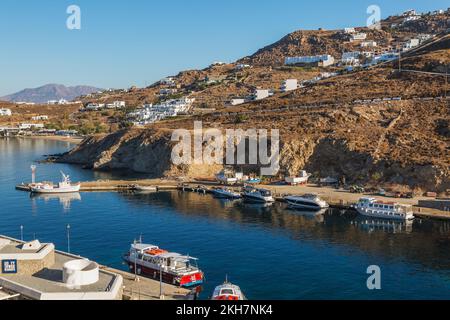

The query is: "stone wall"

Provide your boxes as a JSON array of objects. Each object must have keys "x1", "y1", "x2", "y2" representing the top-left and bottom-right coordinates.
[{"x1": 0, "y1": 250, "x2": 55, "y2": 276}]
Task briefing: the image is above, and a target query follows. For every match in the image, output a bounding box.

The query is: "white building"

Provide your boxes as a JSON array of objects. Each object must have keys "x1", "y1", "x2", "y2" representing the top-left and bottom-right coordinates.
[
  {"x1": 281, "y1": 79, "x2": 298, "y2": 92},
  {"x1": 235, "y1": 64, "x2": 251, "y2": 70},
  {"x1": 343, "y1": 27, "x2": 356, "y2": 34},
  {"x1": 351, "y1": 33, "x2": 367, "y2": 41},
  {"x1": 31, "y1": 115, "x2": 49, "y2": 121},
  {"x1": 285, "y1": 55, "x2": 335, "y2": 67},
  {"x1": 0, "y1": 108, "x2": 12, "y2": 116},
  {"x1": 229, "y1": 98, "x2": 246, "y2": 106},
  {"x1": 403, "y1": 16, "x2": 420, "y2": 23},
  {"x1": 417, "y1": 34, "x2": 433, "y2": 43},
  {"x1": 403, "y1": 38, "x2": 420, "y2": 51},
  {"x1": 341, "y1": 52, "x2": 361, "y2": 65},
  {"x1": 361, "y1": 40, "x2": 377, "y2": 48},
  {"x1": 403, "y1": 9, "x2": 417, "y2": 16},
  {"x1": 128, "y1": 97, "x2": 195, "y2": 125},
  {"x1": 159, "y1": 77, "x2": 176, "y2": 87},
  {"x1": 19, "y1": 123, "x2": 44, "y2": 130},
  {"x1": 105, "y1": 101, "x2": 126, "y2": 109},
  {"x1": 84, "y1": 103, "x2": 105, "y2": 111},
  {"x1": 252, "y1": 89, "x2": 270, "y2": 101}
]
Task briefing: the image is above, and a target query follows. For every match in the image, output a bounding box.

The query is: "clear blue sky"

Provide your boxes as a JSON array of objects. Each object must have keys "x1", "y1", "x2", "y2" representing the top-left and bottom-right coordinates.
[{"x1": 0, "y1": 0, "x2": 448, "y2": 96}]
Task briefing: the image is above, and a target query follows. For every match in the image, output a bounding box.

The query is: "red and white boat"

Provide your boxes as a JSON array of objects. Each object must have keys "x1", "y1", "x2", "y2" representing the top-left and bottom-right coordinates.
[
  {"x1": 123, "y1": 242, "x2": 204, "y2": 288},
  {"x1": 212, "y1": 278, "x2": 246, "y2": 300}
]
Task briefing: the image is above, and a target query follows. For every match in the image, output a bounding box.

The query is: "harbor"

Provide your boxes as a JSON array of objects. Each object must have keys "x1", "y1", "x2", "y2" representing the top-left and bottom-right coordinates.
[
  {"x1": 15, "y1": 178, "x2": 450, "y2": 220},
  {"x1": 1, "y1": 138, "x2": 450, "y2": 300}
]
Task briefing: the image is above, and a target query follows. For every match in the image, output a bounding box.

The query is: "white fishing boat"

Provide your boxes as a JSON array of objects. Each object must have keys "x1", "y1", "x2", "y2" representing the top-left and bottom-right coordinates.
[
  {"x1": 285, "y1": 170, "x2": 311, "y2": 185},
  {"x1": 285, "y1": 194, "x2": 329, "y2": 210},
  {"x1": 212, "y1": 277, "x2": 246, "y2": 300},
  {"x1": 242, "y1": 186, "x2": 274, "y2": 203},
  {"x1": 212, "y1": 187, "x2": 242, "y2": 199},
  {"x1": 353, "y1": 197, "x2": 414, "y2": 221},
  {"x1": 30, "y1": 172, "x2": 80, "y2": 194}
]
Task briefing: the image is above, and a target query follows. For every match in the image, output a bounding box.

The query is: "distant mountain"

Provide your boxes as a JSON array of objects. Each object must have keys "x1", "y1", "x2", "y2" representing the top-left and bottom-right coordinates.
[{"x1": 1, "y1": 84, "x2": 103, "y2": 104}]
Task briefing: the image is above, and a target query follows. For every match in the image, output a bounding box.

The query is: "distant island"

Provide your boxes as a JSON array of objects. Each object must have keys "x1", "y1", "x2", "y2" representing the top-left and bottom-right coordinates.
[{"x1": 1, "y1": 84, "x2": 102, "y2": 104}]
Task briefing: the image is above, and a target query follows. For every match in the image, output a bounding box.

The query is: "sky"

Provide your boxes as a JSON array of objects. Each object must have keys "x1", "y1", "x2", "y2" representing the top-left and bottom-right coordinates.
[{"x1": 0, "y1": 0, "x2": 448, "y2": 96}]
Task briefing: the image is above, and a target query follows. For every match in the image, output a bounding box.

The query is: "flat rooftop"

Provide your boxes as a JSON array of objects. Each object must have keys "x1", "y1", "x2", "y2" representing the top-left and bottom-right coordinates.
[
  {"x1": 0, "y1": 236, "x2": 121, "y2": 300},
  {"x1": 0, "y1": 242, "x2": 46, "y2": 255}
]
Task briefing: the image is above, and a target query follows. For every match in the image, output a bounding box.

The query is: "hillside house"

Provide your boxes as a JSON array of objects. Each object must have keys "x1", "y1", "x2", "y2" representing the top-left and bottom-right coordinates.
[
  {"x1": 0, "y1": 108, "x2": 12, "y2": 116},
  {"x1": 285, "y1": 55, "x2": 335, "y2": 67},
  {"x1": 281, "y1": 79, "x2": 298, "y2": 92},
  {"x1": 361, "y1": 40, "x2": 377, "y2": 48},
  {"x1": 252, "y1": 89, "x2": 271, "y2": 101},
  {"x1": 351, "y1": 33, "x2": 367, "y2": 41},
  {"x1": 341, "y1": 52, "x2": 361, "y2": 65},
  {"x1": 229, "y1": 98, "x2": 247, "y2": 106},
  {"x1": 403, "y1": 38, "x2": 420, "y2": 51},
  {"x1": 31, "y1": 115, "x2": 49, "y2": 121}
]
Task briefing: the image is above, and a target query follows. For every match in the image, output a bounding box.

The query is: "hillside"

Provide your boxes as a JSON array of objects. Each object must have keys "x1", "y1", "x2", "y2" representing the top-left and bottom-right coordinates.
[
  {"x1": 57, "y1": 9, "x2": 449, "y2": 193},
  {"x1": 1, "y1": 84, "x2": 102, "y2": 103}
]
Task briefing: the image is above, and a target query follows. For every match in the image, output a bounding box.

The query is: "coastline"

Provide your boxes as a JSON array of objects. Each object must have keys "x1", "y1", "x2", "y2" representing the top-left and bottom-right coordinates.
[{"x1": 12, "y1": 135, "x2": 84, "y2": 144}]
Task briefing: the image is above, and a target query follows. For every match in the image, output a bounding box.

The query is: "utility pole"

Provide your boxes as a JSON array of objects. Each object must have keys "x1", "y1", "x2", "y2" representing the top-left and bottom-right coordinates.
[
  {"x1": 67, "y1": 224, "x2": 71, "y2": 253},
  {"x1": 160, "y1": 260, "x2": 164, "y2": 300}
]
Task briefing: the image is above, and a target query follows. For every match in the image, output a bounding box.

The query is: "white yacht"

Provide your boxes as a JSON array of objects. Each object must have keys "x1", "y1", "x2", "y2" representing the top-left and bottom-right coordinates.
[
  {"x1": 242, "y1": 186, "x2": 275, "y2": 203},
  {"x1": 212, "y1": 187, "x2": 242, "y2": 199},
  {"x1": 30, "y1": 172, "x2": 80, "y2": 194},
  {"x1": 284, "y1": 194, "x2": 329, "y2": 210},
  {"x1": 353, "y1": 197, "x2": 414, "y2": 221}
]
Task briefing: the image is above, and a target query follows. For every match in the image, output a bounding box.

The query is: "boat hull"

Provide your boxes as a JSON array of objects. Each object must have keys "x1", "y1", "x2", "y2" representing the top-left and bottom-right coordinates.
[
  {"x1": 243, "y1": 194, "x2": 274, "y2": 203},
  {"x1": 287, "y1": 202, "x2": 328, "y2": 210},
  {"x1": 30, "y1": 185, "x2": 81, "y2": 194}
]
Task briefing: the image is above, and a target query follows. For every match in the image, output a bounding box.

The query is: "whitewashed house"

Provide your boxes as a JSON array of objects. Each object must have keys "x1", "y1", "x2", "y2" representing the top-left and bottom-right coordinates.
[
  {"x1": 343, "y1": 27, "x2": 356, "y2": 34},
  {"x1": 0, "y1": 108, "x2": 12, "y2": 116},
  {"x1": 229, "y1": 98, "x2": 246, "y2": 106},
  {"x1": 31, "y1": 115, "x2": 49, "y2": 121},
  {"x1": 252, "y1": 89, "x2": 270, "y2": 101},
  {"x1": 341, "y1": 52, "x2": 361, "y2": 65},
  {"x1": 403, "y1": 38, "x2": 420, "y2": 51},
  {"x1": 285, "y1": 55, "x2": 335, "y2": 67},
  {"x1": 361, "y1": 40, "x2": 377, "y2": 48},
  {"x1": 351, "y1": 33, "x2": 367, "y2": 41},
  {"x1": 281, "y1": 79, "x2": 298, "y2": 92}
]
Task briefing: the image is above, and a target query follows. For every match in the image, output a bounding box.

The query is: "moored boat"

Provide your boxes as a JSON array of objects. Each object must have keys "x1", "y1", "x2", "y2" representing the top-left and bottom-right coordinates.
[
  {"x1": 212, "y1": 278, "x2": 246, "y2": 300},
  {"x1": 123, "y1": 242, "x2": 204, "y2": 288},
  {"x1": 212, "y1": 187, "x2": 242, "y2": 199},
  {"x1": 284, "y1": 194, "x2": 329, "y2": 210},
  {"x1": 134, "y1": 185, "x2": 158, "y2": 192},
  {"x1": 242, "y1": 186, "x2": 274, "y2": 203},
  {"x1": 353, "y1": 197, "x2": 414, "y2": 221},
  {"x1": 30, "y1": 172, "x2": 80, "y2": 194}
]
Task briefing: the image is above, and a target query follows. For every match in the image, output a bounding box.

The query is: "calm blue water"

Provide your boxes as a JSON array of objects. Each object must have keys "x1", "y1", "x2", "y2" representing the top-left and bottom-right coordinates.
[{"x1": 0, "y1": 138, "x2": 449, "y2": 300}]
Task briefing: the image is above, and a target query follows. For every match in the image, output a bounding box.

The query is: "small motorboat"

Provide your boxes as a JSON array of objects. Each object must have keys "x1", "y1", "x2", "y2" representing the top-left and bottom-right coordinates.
[
  {"x1": 212, "y1": 277, "x2": 246, "y2": 300},
  {"x1": 30, "y1": 171, "x2": 80, "y2": 194},
  {"x1": 284, "y1": 194, "x2": 329, "y2": 210},
  {"x1": 242, "y1": 186, "x2": 274, "y2": 203},
  {"x1": 212, "y1": 187, "x2": 242, "y2": 199}
]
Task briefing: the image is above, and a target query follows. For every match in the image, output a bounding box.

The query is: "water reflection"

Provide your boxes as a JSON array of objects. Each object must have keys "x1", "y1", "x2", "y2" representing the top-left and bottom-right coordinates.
[
  {"x1": 30, "y1": 192, "x2": 81, "y2": 211},
  {"x1": 351, "y1": 217, "x2": 413, "y2": 234},
  {"x1": 120, "y1": 191, "x2": 450, "y2": 271}
]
